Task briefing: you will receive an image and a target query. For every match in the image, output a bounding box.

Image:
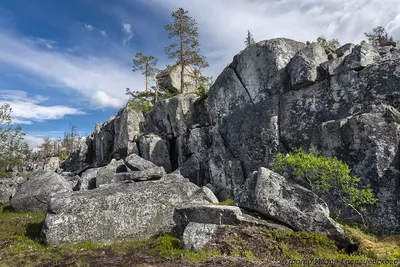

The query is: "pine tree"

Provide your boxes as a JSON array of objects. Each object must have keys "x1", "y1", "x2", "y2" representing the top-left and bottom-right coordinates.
[
  {"x1": 164, "y1": 8, "x2": 208, "y2": 93},
  {"x1": 132, "y1": 53, "x2": 159, "y2": 96},
  {"x1": 244, "y1": 30, "x2": 255, "y2": 46},
  {"x1": 364, "y1": 26, "x2": 394, "y2": 46}
]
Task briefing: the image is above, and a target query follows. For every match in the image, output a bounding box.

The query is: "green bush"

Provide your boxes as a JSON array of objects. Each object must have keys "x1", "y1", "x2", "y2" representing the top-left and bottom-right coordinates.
[
  {"x1": 127, "y1": 98, "x2": 152, "y2": 113},
  {"x1": 273, "y1": 148, "x2": 376, "y2": 225}
]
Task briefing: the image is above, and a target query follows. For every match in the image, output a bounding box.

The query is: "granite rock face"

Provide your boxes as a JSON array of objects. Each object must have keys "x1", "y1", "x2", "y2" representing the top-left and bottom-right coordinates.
[
  {"x1": 65, "y1": 38, "x2": 400, "y2": 234},
  {"x1": 11, "y1": 170, "x2": 71, "y2": 212},
  {"x1": 42, "y1": 174, "x2": 206, "y2": 245},
  {"x1": 236, "y1": 168, "x2": 346, "y2": 245},
  {"x1": 288, "y1": 43, "x2": 328, "y2": 89},
  {"x1": 0, "y1": 177, "x2": 25, "y2": 204}
]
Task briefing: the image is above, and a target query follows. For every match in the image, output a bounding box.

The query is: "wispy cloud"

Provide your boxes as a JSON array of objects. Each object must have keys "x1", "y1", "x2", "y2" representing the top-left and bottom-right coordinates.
[
  {"x1": 141, "y1": 0, "x2": 400, "y2": 77},
  {"x1": 35, "y1": 38, "x2": 57, "y2": 49},
  {"x1": 0, "y1": 30, "x2": 143, "y2": 108},
  {"x1": 122, "y1": 22, "x2": 133, "y2": 46},
  {"x1": 0, "y1": 90, "x2": 84, "y2": 124},
  {"x1": 99, "y1": 30, "x2": 107, "y2": 37},
  {"x1": 84, "y1": 23, "x2": 94, "y2": 31},
  {"x1": 83, "y1": 23, "x2": 107, "y2": 37}
]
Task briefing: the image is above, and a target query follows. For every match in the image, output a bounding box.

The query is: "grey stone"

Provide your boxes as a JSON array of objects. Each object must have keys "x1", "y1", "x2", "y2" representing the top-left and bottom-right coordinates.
[
  {"x1": 138, "y1": 134, "x2": 171, "y2": 172},
  {"x1": 236, "y1": 168, "x2": 347, "y2": 245},
  {"x1": 95, "y1": 159, "x2": 128, "y2": 188},
  {"x1": 42, "y1": 176, "x2": 204, "y2": 245},
  {"x1": 113, "y1": 166, "x2": 165, "y2": 182},
  {"x1": 174, "y1": 203, "x2": 245, "y2": 229},
  {"x1": 124, "y1": 153, "x2": 157, "y2": 171},
  {"x1": 336, "y1": 43, "x2": 355, "y2": 57},
  {"x1": 183, "y1": 223, "x2": 218, "y2": 252},
  {"x1": 0, "y1": 177, "x2": 25, "y2": 204},
  {"x1": 11, "y1": 170, "x2": 71, "y2": 212},
  {"x1": 343, "y1": 44, "x2": 380, "y2": 71},
  {"x1": 113, "y1": 107, "x2": 144, "y2": 159},
  {"x1": 156, "y1": 65, "x2": 201, "y2": 94},
  {"x1": 288, "y1": 43, "x2": 328, "y2": 89},
  {"x1": 78, "y1": 168, "x2": 100, "y2": 191}
]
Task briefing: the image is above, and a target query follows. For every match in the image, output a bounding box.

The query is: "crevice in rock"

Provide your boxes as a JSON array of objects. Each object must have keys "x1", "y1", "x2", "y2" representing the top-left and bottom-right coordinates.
[
  {"x1": 228, "y1": 67, "x2": 255, "y2": 105},
  {"x1": 217, "y1": 128, "x2": 248, "y2": 179},
  {"x1": 239, "y1": 206, "x2": 297, "y2": 231},
  {"x1": 34, "y1": 196, "x2": 49, "y2": 207},
  {"x1": 168, "y1": 136, "x2": 179, "y2": 171}
]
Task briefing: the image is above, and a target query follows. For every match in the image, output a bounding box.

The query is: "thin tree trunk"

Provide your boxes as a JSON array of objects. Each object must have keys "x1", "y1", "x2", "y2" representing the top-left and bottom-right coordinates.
[
  {"x1": 145, "y1": 63, "x2": 149, "y2": 96},
  {"x1": 179, "y1": 14, "x2": 184, "y2": 93}
]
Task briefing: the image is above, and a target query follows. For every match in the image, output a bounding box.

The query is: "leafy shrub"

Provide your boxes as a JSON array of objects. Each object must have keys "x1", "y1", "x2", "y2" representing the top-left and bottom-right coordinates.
[
  {"x1": 273, "y1": 148, "x2": 376, "y2": 225},
  {"x1": 317, "y1": 36, "x2": 340, "y2": 50},
  {"x1": 127, "y1": 98, "x2": 153, "y2": 113}
]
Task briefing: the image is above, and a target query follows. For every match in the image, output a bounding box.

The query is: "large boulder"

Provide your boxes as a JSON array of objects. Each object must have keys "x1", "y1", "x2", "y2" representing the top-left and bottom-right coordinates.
[
  {"x1": 11, "y1": 170, "x2": 71, "y2": 212},
  {"x1": 95, "y1": 159, "x2": 128, "y2": 188},
  {"x1": 124, "y1": 153, "x2": 157, "y2": 171},
  {"x1": 76, "y1": 168, "x2": 101, "y2": 191},
  {"x1": 113, "y1": 166, "x2": 165, "y2": 182},
  {"x1": 42, "y1": 174, "x2": 208, "y2": 245},
  {"x1": 318, "y1": 104, "x2": 400, "y2": 232},
  {"x1": 288, "y1": 43, "x2": 328, "y2": 89},
  {"x1": 236, "y1": 168, "x2": 346, "y2": 245},
  {"x1": 342, "y1": 44, "x2": 380, "y2": 71},
  {"x1": 156, "y1": 65, "x2": 201, "y2": 94},
  {"x1": 0, "y1": 177, "x2": 25, "y2": 204}
]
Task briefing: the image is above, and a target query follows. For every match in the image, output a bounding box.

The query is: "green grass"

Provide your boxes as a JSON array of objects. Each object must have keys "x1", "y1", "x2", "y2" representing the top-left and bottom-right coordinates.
[{"x1": 1, "y1": 203, "x2": 400, "y2": 266}]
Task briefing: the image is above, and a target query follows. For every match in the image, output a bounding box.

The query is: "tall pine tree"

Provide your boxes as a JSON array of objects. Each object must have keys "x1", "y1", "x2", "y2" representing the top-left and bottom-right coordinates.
[
  {"x1": 164, "y1": 8, "x2": 208, "y2": 93},
  {"x1": 132, "y1": 53, "x2": 159, "y2": 96},
  {"x1": 244, "y1": 30, "x2": 255, "y2": 46}
]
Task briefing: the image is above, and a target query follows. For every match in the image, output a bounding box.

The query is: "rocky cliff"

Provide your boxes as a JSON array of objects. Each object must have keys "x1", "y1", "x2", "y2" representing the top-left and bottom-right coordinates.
[{"x1": 67, "y1": 38, "x2": 400, "y2": 235}]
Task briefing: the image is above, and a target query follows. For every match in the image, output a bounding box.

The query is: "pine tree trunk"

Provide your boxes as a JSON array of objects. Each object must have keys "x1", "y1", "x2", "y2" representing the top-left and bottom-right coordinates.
[
  {"x1": 145, "y1": 64, "x2": 149, "y2": 96},
  {"x1": 179, "y1": 14, "x2": 184, "y2": 93}
]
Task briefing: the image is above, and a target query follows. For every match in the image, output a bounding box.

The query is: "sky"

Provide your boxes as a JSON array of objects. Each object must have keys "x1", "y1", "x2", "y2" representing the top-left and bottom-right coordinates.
[{"x1": 0, "y1": 0, "x2": 399, "y2": 148}]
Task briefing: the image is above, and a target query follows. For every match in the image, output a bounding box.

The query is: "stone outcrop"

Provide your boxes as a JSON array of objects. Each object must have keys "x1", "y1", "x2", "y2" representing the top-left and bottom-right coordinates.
[
  {"x1": 11, "y1": 170, "x2": 71, "y2": 212},
  {"x1": 42, "y1": 174, "x2": 209, "y2": 245},
  {"x1": 0, "y1": 177, "x2": 25, "y2": 204},
  {"x1": 156, "y1": 64, "x2": 200, "y2": 94},
  {"x1": 138, "y1": 134, "x2": 171, "y2": 172},
  {"x1": 288, "y1": 43, "x2": 328, "y2": 89},
  {"x1": 66, "y1": 38, "x2": 400, "y2": 235},
  {"x1": 236, "y1": 168, "x2": 346, "y2": 245}
]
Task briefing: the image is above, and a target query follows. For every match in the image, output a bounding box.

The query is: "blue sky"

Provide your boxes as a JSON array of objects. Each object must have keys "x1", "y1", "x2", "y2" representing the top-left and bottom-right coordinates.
[{"x1": 0, "y1": 0, "x2": 399, "y2": 148}]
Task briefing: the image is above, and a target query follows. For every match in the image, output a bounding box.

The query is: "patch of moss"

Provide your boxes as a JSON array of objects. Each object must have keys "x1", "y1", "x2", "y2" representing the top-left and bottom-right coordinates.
[{"x1": 218, "y1": 198, "x2": 235, "y2": 206}]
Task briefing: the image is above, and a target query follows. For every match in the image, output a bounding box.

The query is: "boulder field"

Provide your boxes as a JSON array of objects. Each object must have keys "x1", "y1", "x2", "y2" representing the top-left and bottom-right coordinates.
[{"x1": 5, "y1": 38, "x2": 400, "y2": 246}]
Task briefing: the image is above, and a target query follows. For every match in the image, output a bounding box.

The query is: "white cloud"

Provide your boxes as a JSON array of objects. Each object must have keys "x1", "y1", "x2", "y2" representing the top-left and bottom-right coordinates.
[
  {"x1": 122, "y1": 23, "x2": 133, "y2": 46},
  {"x1": 83, "y1": 23, "x2": 107, "y2": 37},
  {"x1": 84, "y1": 23, "x2": 94, "y2": 31},
  {"x1": 0, "y1": 31, "x2": 144, "y2": 108},
  {"x1": 24, "y1": 134, "x2": 45, "y2": 149},
  {"x1": 141, "y1": 0, "x2": 400, "y2": 77},
  {"x1": 99, "y1": 30, "x2": 107, "y2": 37},
  {"x1": 35, "y1": 38, "x2": 57, "y2": 49},
  {"x1": 0, "y1": 90, "x2": 84, "y2": 124}
]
